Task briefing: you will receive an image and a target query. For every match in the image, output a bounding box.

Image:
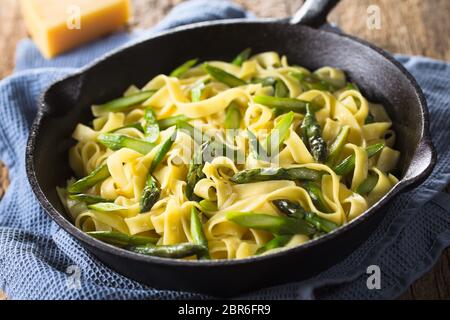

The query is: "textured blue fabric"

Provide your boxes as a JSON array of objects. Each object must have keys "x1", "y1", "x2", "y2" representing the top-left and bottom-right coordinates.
[{"x1": 1, "y1": 0, "x2": 450, "y2": 300}]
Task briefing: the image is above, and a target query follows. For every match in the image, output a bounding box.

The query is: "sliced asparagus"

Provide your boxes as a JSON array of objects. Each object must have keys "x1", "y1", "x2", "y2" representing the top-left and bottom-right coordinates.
[
  {"x1": 190, "y1": 82, "x2": 205, "y2": 102},
  {"x1": 256, "y1": 235, "x2": 292, "y2": 255},
  {"x1": 251, "y1": 77, "x2": 277, "y2": 87},
  {"x1": 190, "y1": 207, "x2": 209, "y2": 259},
  {"x1": 303, "y1": 182, "x2": 333, "y2": 213},
  {"x1": 87, "y1": 231, "x2": 158, "y2": 247},
  {"x1": 203, "y1": 64, "x2": 246, "y2": 87},
  {"x1": 131, "y1": 243, "x2": 206, "y2": 259},
  {"x1": 88, "y1": 202, "x2": 127, "y2": 212},
  {"x1": 143, "y1": 107, "x2": 159, "y2": 143},
  {"x1": 333, "y1": 143, "x2": 384, "y2": 176},
  {"x1": 158, "y1": 115, "x2": 191, "y2": 130},
  {"x1": 326, "y1": 125, "x2": 350, "y2": 166},
  {"x1": 69, "y1": 193, "x2": 111, "y2": 204},
  {"x1": 92, "y1": 90, "x2": 156, "y2": 114},
  {"x1": 274, "y1": 79, "x2": 289, "y2": 98},
  {"x1": 149, "y1": 131, "x2": 177, "y2": 173},
  {"x1": 170, "y1": 58, "x2": 198, "y2": 78},
  {"x1": 199, "y1": 200, "x2": 218, "y2": 212},
  {"x1": 109, "y1": 122, "x2": 144, "y2": 133},
  {"x1": 346, "y1": 82, "x2": 359, "y2": 91},
  {"x1": 232, "y1": 48, "x2": 252, "y2": 66},
  {"x1": 140, "y1": 175, "x2": 160, "y2": 213},
  {"x1": 98, "y1": 133, "x2": 155, "y2": 154},
  {"x1": 231, "y1": 167, "x2": 321, "y2": 184},
  {"x1": 253, "y1": 95, "x2": 321, "y2": 114},
  {"x1": 68, "y1": 164, "x2": 110, "y2": 194},
  {"x1": 186, "y1": 142, "x2": 208, "y2": 201},
  {"x1": 265, "y1": 111, "x2": 294, "y2": 155},
  {"x1": 291, "y1": 72, "x2": 338, "y2": 91},
  {"x1": 301, "y1": 104, "x2": 327, "y2": 162},
  {"x1": 272, "y1": 199, "x2": 339, "y2": 233},
  {"x1": 226, "y1": 212, "x2": 315, "y2": 236},
  {"x1": 365, "y1": 112, "x2": 375, "y2": 124},
  {"x1": 356, "y1": 174, "x2": 379, "y2": 195},
  {"x1": 224, "y1": 101, "x2": 241, "y2": 130}
]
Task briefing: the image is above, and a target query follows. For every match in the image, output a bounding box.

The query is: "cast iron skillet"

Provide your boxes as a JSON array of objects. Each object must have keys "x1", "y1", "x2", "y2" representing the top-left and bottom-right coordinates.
[{"x1": 26, "y1": 0, "x2": 436, "y2": 296}]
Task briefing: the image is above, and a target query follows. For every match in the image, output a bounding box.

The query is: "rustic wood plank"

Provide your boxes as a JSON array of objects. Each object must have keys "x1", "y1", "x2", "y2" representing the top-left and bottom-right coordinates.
[{"x1": 0, "y1": 0, "x2": 449, "y2": 300}]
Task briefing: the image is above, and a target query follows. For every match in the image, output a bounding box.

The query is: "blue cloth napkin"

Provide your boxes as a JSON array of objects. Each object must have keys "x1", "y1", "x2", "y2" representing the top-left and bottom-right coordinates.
[{"x1": 1, "y1": 0, "x2": 449, "y2": 300}]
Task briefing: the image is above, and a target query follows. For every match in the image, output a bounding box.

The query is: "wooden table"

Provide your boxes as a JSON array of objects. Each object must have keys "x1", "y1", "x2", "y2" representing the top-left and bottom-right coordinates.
[{"x1": 0, "y1": 0, "x2": 449, "y2": 300}]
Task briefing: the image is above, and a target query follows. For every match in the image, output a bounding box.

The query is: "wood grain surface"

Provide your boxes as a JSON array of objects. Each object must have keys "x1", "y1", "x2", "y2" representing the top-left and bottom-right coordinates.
[{"x1": 0, "y1": 0, "x2": 449, "y2": 300}]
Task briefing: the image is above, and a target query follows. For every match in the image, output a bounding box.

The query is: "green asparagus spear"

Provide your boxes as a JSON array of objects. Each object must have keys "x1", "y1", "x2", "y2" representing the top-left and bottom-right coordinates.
[
  {"x1": 87, "y1": 231, "x2": 158, "y2": 247},
  {"x1": 253, "y1": 95, "x2": 321, "y2": 114},
  {"x1": 170, "y1": 58, "x2": 198, "y2": 78},
  {"x1": 274, "y1": 79, "x2": 289, "y2": 98},
  {"x1": 251, "y1": 77, "x2": 277, "y2": 87},
  {"x1": 203, "y1": 64, "x2": 246, "y2": 87},
  {"x1": 301, "y1": 104, "x2": 327, "y2": 162},
  {"x1": 326, "y1": 125, "x2": 350, "y2": 166},
  {"x1": 109, "y1": 122, "x2": 144, "y2": 133},
  {"x1": 356, "y1": 174, "x2": 379, "y2": 195},
  {"x1": 247, "y1": 130, "x2": 269, "y2": 161},
  {"x1": 98, "y1": 133, "x2": 155, "y2": 154},
  {"x1": 186, "y1": 142, "x2": 208, "y2": 201},
  {"x1": 92, "y1": 90, "x2": 156, "y2": 114},
  {"x1": 346, "y1": 82, "x2": 359, "y2": 91},
  {"x1": 158, "y1": 115, "x2": 191, "y2": 130},
  {"x1": 176, "y1": 121, "x2": 204, "y2": 145},
  {"x1": 265, "y1": 111, "x2": 294, "y2": 155},
  {"x1": 291, "y1": 72, "x2": 337, "y2": 92},
  {"x1": 143, "y1": 107, "x2": 159, "y2": 143},
  {"x1": 190, "y1": 207, "x2": 209, "y2": 259},
  {"x1": 365, "y1": 112, "x2": 375, "y2": 124},
  {"x1": 256, "y1": 235, "x2": 292, "y2": 255},
  {"x1": 226, "y1": 212, "x2": 315, "y2": 235},
  {"x1": 88, "y1": 202, "x2": 127, "y2": 212},
  {"x1": 305, "y1": 211, "x2": 339, "y2": 233},
  {"x1": 231, "y1": 167, "x2": 321, "y2": 184},
  {"x1": 69, "y1": 193, "x2": 111, "y2": 204},
  {"x1": 149, "y1": 131, "x2": 177, "y2": 173},
  {"x1": 272, "y1": 199, "x2": 339, "y2": 233},
  {"x1": 131, "y1": 243, "x2": 206, "y2": 259},
  {"x1": 190, "y1": 82, "x2": 205, "y2": 102},
  {"x1": 303, "y1": 182, "x2": 333, "y2": 213},
  {"x1": 140, "y1": 175, "x2": 160, "y2": 212},
  {"x1": 199, "y1": 199, "x2": 218, "y2": 212},
  {"x1": 333, "y1": 143, "x2": 384, "y2": 176},
  {"x1": 224, "y1": 101, "x2": 241, "y2": 130},
  {"x1": 68, "y1": 164, "x2": 110, "y2": 194},
  {"x1": 271, "y1": 199, "x2": 305, "y2": 219},
  {"x1": 232, "y1": 48, "x2": 252, "y2": 66}
]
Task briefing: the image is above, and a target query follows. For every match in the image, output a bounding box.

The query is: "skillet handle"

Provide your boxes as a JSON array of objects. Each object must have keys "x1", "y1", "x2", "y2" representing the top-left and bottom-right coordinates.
[
  {"x1": 401, "y1": 135, "x2": 436, "y2": 190},
  {"x1": 290, "y1": 0, "x2": 340, "y2": 27}
]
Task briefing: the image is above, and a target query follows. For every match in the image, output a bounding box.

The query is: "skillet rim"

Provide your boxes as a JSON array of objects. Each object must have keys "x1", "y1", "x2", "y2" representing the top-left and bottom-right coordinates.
[{"x1": 26, "y1": 18, "x2": 436, "y2": 268}]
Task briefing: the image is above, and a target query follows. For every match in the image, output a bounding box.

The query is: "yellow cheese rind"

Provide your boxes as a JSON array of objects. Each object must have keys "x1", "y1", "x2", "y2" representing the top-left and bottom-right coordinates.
[{"x1": 21, "y1": 0, "x2": 132, "y2": 58}]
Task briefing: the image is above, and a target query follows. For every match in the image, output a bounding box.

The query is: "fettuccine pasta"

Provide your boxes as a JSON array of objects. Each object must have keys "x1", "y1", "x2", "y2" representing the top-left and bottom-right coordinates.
[{"x1": 58, "y1": 49, "x2": 400, "y2": 260}]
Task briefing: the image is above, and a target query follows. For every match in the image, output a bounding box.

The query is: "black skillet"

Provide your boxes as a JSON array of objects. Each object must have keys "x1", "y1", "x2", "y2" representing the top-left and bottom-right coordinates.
[{"x1": 26, "y1": 0, "x2": 436, "y2": 296}]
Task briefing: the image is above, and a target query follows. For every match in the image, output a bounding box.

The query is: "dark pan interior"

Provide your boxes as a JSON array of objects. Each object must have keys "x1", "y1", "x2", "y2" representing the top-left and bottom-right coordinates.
[{"x1": 28, "y1": 21, "x2": 432, "y2": 295}]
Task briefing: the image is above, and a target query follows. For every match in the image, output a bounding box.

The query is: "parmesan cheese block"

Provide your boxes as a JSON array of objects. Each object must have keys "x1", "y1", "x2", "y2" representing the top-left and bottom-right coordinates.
[{"x1": 21, "y1": 0, "x2": 131, "y2": 58}]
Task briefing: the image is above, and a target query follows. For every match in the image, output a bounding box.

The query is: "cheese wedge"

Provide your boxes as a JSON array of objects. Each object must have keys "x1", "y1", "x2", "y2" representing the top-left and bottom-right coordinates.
[{"x1": 21, "y1": 0, "x2": 131, "y2": 58}]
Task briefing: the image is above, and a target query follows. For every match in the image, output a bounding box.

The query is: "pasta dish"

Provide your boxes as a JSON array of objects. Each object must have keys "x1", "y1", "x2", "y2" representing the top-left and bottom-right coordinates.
[{"x1": 57, "y1": 49, "x2": 400, "y2": 260}]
